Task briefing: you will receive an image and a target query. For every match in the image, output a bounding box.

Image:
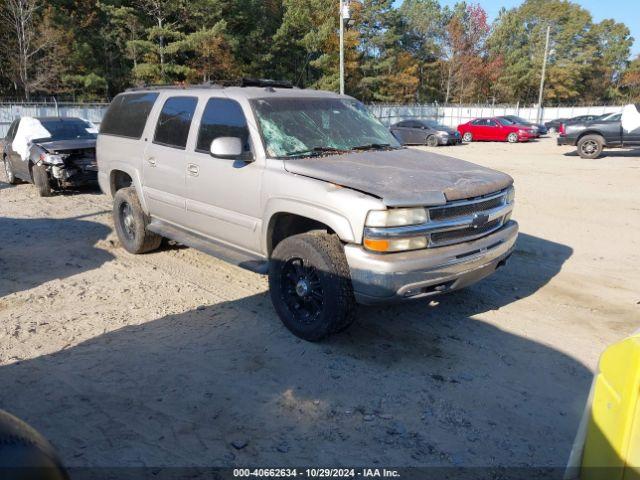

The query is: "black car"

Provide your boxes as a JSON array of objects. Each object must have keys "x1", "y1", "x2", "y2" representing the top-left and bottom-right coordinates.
[
  {"x1": 545, "y1": 114, "x2": 601, "y2": 133},
  {"x1": 390, "y1": 119, "x2": 461, "y2": 146},
  {"x1": 1, "y1": 116, "x2": 98, "y2": 196},
  {"x1": 499, "y1": 115, "x2": 547, "y2": 136},
  {"x1": 557, "y1": 105, "x2": 640, "y2": 158}
]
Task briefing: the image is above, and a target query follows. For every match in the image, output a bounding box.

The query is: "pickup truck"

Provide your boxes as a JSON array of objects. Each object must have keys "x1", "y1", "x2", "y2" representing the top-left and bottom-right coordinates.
[
  {"x1": 97, "y1": 81, "x2": 518, "y2": 341},
  {"x1": 557, "y1": 104, "x2": 640, "y2": 159}
]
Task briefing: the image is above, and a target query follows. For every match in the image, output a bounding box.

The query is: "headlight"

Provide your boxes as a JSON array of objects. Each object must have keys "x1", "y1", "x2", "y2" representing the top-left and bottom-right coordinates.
[
  {"x1": 506, "y1": 186, "x2": 515, "y2": 204},
  {"x1": 437, "y1": 130, "x2": 449, "y2": 137},
  {"x1": 366, "y1": 208, "x2": 428, "y2": 227},
  {"x1": 364, "y1": 236, "x2": 428, "y2": 253},
  {"x1": 40, "y1": 153, "x2": 67, "y2": 166}
]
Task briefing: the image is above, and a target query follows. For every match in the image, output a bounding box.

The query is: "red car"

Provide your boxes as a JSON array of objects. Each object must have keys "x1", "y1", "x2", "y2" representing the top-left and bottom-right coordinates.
[{"x1": 457, "y1": 117, "x2": 537, "y2": 143}]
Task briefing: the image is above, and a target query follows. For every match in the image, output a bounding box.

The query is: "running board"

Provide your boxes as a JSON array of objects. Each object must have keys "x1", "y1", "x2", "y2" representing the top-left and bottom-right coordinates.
[{"x1": 148, "y1": 221, "x2": 269, "y2": 274}]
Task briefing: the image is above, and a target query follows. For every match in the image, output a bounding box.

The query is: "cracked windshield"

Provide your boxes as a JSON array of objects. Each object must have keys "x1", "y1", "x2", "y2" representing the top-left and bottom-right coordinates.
[{"x1": 252, "y1": 97, "x2": 400, "y2": 158}]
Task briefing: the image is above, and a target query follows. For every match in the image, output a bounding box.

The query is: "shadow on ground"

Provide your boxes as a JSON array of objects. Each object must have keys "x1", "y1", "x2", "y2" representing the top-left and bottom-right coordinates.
[
  {"x1": 0, "y1": 215, "x2": 113, "y2": 297},
  {"x1": 0, "y1": 231, "x2": 592, "y2": 474}
]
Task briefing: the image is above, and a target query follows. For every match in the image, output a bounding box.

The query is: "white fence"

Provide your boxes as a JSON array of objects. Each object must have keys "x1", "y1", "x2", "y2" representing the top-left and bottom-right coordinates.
[
  {"x1": 373, "y1": 104, "x2": 624, "y2": 127},
  {"x1": 0, "y1": 102, "x2": 108, "y2": 137},
  {"x1": 0, "y1": 101, "x2": 625, "y2": 137}
]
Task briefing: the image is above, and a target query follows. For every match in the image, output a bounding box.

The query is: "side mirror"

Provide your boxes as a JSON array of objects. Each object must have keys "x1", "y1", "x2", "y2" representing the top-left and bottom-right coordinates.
[{"x1": 210, "y1": 137, "x2": 253, "y2": 161}]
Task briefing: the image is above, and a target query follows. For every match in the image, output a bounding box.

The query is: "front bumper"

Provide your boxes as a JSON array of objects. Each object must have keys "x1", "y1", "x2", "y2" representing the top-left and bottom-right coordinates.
[
  {"x1": 518, "y1": 133, "x2": 536, "y2": 141},
  {"x1": 48, "y1": 163, "x2": 98, "y2": 187},
  {"x1": 345, "y1": 221, "x2": 518, "y2": 304}
]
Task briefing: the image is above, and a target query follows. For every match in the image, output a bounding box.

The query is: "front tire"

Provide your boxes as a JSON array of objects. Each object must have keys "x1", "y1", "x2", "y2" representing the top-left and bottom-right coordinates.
[
  {"x1": 462, "y1": 132, "x2": 473, "y2": 142},
  {"x1": 3, "y1": 157, "x2": 19, "y2": 185},
  {"x1": 426, "y1": 135, "x2": 439, "y2": 147},
  {"x1": 577, "y1": 134, "x2": 604, "y2": 159},
  {"x1": 507, "y1": 132, "x2": 519, "y2": 143},
  {"x1": 113, "y1": 187, "x2": 162, "y2": 254},
  {"x1": 32, "y1": 164, "x2": 52, "y2": 197},
  {"x1": 269, "y1": 232, "x2": 357, "y2": 342}
]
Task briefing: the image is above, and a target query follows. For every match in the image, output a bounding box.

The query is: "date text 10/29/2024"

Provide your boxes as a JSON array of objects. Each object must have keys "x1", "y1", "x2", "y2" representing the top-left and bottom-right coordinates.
[{"x1": 233, "y1": 469, "x2": 401, "y2": 478}]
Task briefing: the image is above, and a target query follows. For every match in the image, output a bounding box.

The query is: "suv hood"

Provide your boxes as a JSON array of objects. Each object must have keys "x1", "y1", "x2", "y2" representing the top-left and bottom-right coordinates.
[
  {"x1": 283, "y1": 148, "x2": 513, "y2": 207},
  {"x1": 36, "y1": 138, "x2": 96, "y2": 153}
]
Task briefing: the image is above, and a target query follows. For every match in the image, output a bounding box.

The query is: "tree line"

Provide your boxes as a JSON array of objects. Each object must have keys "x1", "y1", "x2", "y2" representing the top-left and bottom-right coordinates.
[{"x1": 1, "y1": 0, "x2": 639, "y2": 104}]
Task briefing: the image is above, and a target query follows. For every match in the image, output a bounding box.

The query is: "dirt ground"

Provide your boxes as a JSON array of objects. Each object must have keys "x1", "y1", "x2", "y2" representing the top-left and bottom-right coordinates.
[{"x1": 0, "y1": 137, "x2": 638, "y2": 471}]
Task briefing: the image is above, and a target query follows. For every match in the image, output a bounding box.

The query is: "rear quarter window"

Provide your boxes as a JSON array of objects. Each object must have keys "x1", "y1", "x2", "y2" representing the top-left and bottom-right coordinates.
[{"x1": 100, "y1": 92, "x2": 159, "y2": 139}]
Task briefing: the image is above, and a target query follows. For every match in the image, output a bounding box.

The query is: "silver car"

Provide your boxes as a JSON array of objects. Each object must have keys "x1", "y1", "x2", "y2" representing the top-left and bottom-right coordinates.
[{"x1": 97, "y1": 81, "x2": 518, "y2": 341}]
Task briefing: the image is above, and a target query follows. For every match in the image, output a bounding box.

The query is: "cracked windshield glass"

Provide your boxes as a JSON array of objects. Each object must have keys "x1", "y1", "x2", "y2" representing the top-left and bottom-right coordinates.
[{"x1": 252, "y1": 97, "x2": 400, "y2": 158}]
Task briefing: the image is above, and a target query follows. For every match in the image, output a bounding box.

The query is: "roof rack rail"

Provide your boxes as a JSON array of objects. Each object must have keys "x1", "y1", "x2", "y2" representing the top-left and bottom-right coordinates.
[{"x1": 125, "y1": 78, "x2": 295, "y2": 92}]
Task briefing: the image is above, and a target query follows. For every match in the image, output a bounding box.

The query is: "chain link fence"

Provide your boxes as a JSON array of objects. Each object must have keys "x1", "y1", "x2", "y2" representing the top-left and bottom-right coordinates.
[
  {"x1": 371, "y1": 103, "x2": 624, "y2": 128},
  {"x1": 0, "y1": 102, "x2": 108, "y2": 137},
  {"x1": 0, "y1": 100, "x2": 627, "y2": 137}
]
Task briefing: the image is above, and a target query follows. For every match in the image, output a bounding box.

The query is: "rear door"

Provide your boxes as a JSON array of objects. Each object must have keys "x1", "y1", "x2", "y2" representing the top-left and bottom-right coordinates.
[
  {"x1": 184, "y1": 97, "x2": 263, "y2": 253},
  {"x1": 391, "y1": 121, "x2": 411, "y2": 144},
  {"x1": 622, "y1": 105, "x2": 640, "y2": 145},
  {"x1": 485, "y1": 119, "x2": 502, "y2": 140},
  {"x1": 408, "y1": 121, "x2": 427, "y2": 144},
  {"x1": 473, "y1": 119, "x2": 490, "y2": 140},
  {"x1": 142, "y1": 96, "x2": 198, "y2": 224}
]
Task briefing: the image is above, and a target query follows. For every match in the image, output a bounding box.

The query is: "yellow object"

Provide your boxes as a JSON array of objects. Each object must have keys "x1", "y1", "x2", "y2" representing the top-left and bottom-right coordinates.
[{"x1": 581, "y1": 332, "x2": 640, "y2": 480}]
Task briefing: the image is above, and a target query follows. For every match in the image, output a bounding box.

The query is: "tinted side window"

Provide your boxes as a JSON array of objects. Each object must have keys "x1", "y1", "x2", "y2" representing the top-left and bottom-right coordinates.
[
  {"x1": 196, "y1": 98, "x2": 249, "y2": 152},
  {"x1": 6, "y1": 119, "x2": 19, "y2": 140},
  {"x1": 471, "y1": 119, "x2": 484, "y2": 126},
  {"x1": 153, "y1": 96, "x2": 198, "y2": 149},
  {"x1": 100, "y1": 92, "x2": 159, "y2": 139}
]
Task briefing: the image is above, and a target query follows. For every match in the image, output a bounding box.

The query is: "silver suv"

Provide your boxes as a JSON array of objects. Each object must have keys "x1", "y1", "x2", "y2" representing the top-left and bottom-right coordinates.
[{"x1": 97, "y1": 81, "x2": 518, "y2": 341}]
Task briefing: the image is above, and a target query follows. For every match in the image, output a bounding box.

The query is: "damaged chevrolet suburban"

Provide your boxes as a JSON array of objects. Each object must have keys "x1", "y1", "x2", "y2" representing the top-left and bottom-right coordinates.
[
  {"x1": 2, "y1": 117, "x2": 98, "y2": 196},
  {"x1": 97, "y1": 81, "x2": 518, "y2": 341}
]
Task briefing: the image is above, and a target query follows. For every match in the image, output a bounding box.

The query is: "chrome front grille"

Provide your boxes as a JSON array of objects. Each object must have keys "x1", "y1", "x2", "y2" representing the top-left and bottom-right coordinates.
[
  {"x1": 430, "y1": 218, "x2": 502, "y2": 245},
  {"x1": 429, "y1": 195, "x2": 505, "y2": 221},
  {"x1": 363, "y1": 188, "x2": 514, "y2": 250},
  {"x1": 426, "y1": 189, "x2": 510, "y2": 247}
]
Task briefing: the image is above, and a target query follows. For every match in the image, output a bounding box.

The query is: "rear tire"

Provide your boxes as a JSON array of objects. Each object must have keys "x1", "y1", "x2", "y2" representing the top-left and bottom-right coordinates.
[
  {"x1": 32, "y1": 164, "x2": 52, "y2": 197},
  {"x1": 426, "y1": 135, "x2": 439, "y2": 147},
  {"x1": 507, "y1": 132, "x2": 519, "y2": 143},
  {"x1": 577, "y1": 134, "x2": 604, "y2": 159},
  {"x1": 113, "y1": 187, "x2": 162, "y2": 254},
  {"x1": 269, "y1": 232, "x2": 357, "y2": 342},
  {"x1": 3, "y1": 157, "x2": 19, "y2": 185},
  {"x1": 462, "y1": 132, "x2": 473, "y2": 142}
]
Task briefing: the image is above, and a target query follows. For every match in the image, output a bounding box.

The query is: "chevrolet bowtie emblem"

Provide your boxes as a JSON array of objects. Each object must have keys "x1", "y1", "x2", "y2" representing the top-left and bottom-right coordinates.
[{"x1": 471, "y1": 213, "x2": 490, "y2": 229}]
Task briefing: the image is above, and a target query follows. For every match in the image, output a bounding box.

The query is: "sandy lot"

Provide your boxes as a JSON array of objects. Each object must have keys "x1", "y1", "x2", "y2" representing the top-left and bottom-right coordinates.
[{"x1": 0, "y1": 137, "x2": 638, "y2": 472}]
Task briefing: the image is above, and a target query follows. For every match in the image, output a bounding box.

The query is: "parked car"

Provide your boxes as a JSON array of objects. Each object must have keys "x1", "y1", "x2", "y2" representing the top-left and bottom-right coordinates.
[
  {"x1": 457, "y1": 117, "x2": 536, "y2": 143},
  {"x1": 97, "y1": 81, "x2": 518, "y2": 341},
  {"x1": 390, "y1": 119, "x2": 461, "y2": 146},
  {"x1": 545, "y1": 114, "x2": 601, "y2": 133},
  {"x1": 498, "y1": 115, "x2": 548, "y2": 136},
  {"x1": 1, "y1": 116, "x2": 98, "y2": 196},
  {"x1": 557, "y1": 104, "x2": 640, "y2": 159}
]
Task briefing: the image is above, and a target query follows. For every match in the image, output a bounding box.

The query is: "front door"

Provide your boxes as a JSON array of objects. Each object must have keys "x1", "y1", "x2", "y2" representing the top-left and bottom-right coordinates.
[
  {"x1": 142, "y1": 96, "x2": 199, "y2": 225},
  {"x1": 184, "y1": 97, "x2": 263, "y2": 253}
]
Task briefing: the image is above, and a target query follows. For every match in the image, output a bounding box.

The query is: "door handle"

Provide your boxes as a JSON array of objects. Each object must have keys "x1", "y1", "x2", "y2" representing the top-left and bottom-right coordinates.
[
  {"x1": 187, "y1": 163, "x2": 199, "y2": 176},
  {"x1": 146, "y1": 157, "x2": 156, "y2": 167}
]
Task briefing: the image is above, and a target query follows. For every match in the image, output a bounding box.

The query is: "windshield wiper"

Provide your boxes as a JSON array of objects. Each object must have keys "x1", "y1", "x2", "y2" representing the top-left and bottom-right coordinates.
[
  {"x1": 285, "y1": 146, "x2": 350, "y2": 158},
  {"x1": 350, "y1": 143, "x2": 394, "y2": 151}
]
